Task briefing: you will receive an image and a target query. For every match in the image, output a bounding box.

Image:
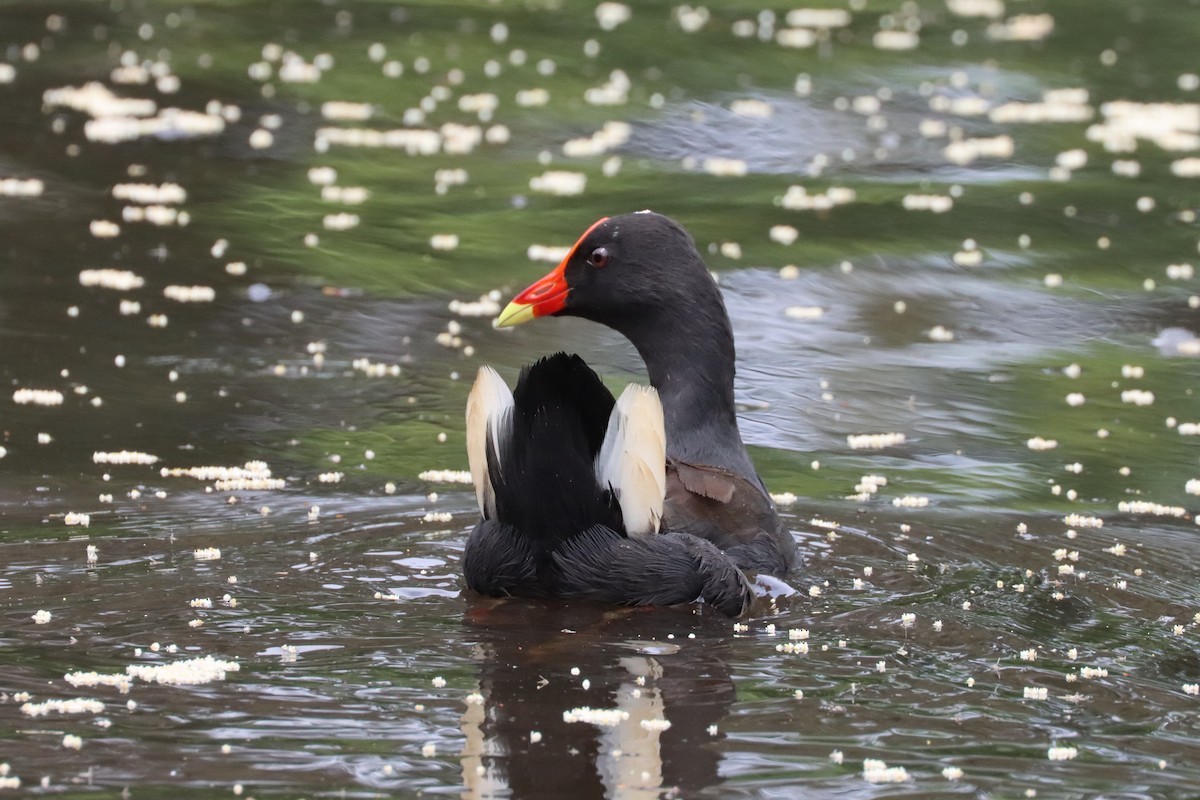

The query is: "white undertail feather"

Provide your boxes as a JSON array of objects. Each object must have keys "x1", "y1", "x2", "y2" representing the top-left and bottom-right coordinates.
[
  {"x1": 595, "y1": 384, "x2": 667, "y2": 537},
  {"x1": 465, "y1": 366, "x2": 513, "y2": 519}
]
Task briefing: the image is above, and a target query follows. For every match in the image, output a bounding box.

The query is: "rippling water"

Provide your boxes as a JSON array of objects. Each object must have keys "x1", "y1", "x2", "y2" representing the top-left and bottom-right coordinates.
[{"x1": 2, "y1": 1, "x2": 1199, "y2": 797}]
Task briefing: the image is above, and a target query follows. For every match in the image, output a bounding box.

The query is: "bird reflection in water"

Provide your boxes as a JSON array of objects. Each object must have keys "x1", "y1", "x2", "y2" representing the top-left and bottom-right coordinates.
[{"x1": 458, "y1": 598, "x2": 737, "y2": 799}]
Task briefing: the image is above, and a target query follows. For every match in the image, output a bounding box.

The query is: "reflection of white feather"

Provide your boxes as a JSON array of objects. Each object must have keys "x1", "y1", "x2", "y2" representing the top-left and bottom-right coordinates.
[
  {"x1": 595, "y1": 384, "x2": 666, "y2": 537},
  {"x1": 465, "y1": 366, "x2": 513, "y2": 518}
]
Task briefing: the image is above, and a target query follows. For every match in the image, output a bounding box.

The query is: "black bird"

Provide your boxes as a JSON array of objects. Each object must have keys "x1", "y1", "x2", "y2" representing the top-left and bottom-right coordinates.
[{"x1": 463, "y1": 211, "x2": 798, "y2": 616}]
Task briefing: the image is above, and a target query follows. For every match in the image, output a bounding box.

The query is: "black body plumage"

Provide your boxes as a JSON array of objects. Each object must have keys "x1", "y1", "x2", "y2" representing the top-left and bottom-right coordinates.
[{"x1": 462, "y1": 353, "x2": 751, "y2": 616}]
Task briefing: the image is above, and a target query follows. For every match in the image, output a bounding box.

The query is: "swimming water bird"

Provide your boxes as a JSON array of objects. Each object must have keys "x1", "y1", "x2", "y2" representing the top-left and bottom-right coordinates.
[{"x1": 463, "y1": 211, "x2": 798, "y2": 616}]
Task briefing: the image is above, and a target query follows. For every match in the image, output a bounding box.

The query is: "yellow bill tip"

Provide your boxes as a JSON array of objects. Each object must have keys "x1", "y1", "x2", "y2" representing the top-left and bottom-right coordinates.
[{"x1": 494, "y1": 300, "x2": 536, "y2": 329}]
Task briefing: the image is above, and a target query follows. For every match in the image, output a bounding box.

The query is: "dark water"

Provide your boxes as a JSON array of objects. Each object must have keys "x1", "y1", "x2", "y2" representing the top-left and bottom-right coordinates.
[{"x1": 2, "y1": 1, "x2": 1199, "y2": 796}]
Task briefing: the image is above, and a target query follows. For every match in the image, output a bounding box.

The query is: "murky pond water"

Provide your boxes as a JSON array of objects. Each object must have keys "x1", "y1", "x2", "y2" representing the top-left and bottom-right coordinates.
[{"x1": 2, "y1": 0, "x2": 1199, "y2": 796}]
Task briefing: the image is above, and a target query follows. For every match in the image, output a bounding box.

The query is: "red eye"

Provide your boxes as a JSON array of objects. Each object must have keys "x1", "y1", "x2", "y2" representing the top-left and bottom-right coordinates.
[{"x1": 587, "y1": 247, "x2": 609, "y2": 268}]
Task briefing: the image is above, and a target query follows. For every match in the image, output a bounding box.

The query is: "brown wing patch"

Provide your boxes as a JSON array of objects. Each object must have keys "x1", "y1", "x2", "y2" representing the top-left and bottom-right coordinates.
[{"x1": 671, "y1": 460, "x2": 736, "y2": 503}]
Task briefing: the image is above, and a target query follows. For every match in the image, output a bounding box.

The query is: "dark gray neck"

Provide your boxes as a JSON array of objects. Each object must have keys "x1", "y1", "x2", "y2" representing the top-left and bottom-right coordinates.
[{"x1": 611, "y1": 294, "x2": 758, "y2": 480}]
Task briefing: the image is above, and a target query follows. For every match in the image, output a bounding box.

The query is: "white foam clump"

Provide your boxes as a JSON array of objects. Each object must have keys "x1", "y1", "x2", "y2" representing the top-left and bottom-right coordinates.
[
  {"x1": 946, "y1": 0, "x2": 1005, "y2": 18},
  {"x1": 1027, "y1": 436, "x2": 1058, "y2": 451},
  {"x1": 847, "y1": 432, "x2": 906, "y2": 450},
  {"x1": 315, "y1": 124, "x2": 486, "y2": 156},
  {"x1": 430, "y1": 234, "x2": 459, "y2": 251},
  {"x1": 419, "y1": 469, "x2": 473, "y2": 484},
  {"x1": 527, "y1": 244, "x2": 572, "y2": 263},
  {"x1": 0, "y1": 178, "x2": 44, "y2": 197},
  {"x1": 1172, "y1": 158, "x2": 1200, "y2": 177},
  {"x1": 990, "y1": 89, "x2": 1093, "y2": 124},
  {"x1": 530, "y1": 170, "x2": 587, "y2": 196},
  {"x1": 1062, "y1": 513, "x2": 1103, "y2": 528},
  {"x1": 873, "y1": 31, "x2": 919, "y2": 50},
  {"x1": 79, "y1": 268, "x2": 145, "y2": 291},
  {"x1": 321, "y1": 186, "x2": 370, "y2": 204},
  {"x1": 64, "y1": 512, "x2": 91, "y2": 527},
  {"x1": 85, "y1": 108, "x2": 225, "y2": 143},
  {"x1": 562, "y1": 706, "x2": 630, "y2": 726},
  {"x1": 786, "y1": 9, "x2": 852, "y2": 27},
  {"x1": 126, "y1": 655, "x2": 240, "y2": 686},
  {"x1": 90, "y1": 220, "x2": 120, "y2": 238},
  {"x1": 321, "y1": 101, "x2": 374, "y2": 121},
  {"x1": 584, "y1": 69, "x2": 631, "y2": 106},
  {"x1": 449, "y1": 293, "x2": 502, "y2": 317},
  {"x1": 776, "y1": 28, "x2": 817, "y2": 48},
  {"x1": 1186, "y1": 479, "x2": 1200, "y2": 495},
  {"x1": 516, "y1": 88, "x2": 550, "y2": 107},
  {"x1": 675, "y1": 5, "x2": 710, "y2": 32},
  {"x1": 780, "y1": 185, "x2": 857, "y2": 210},
  {"x1": 944, "y1": 136, "x2": 1015, "y2": 165},
  {"x1": 785, "y1": 306, "x2": 824, "y2": 320},
  {"x1": 701, "y1": 157, "x2": 747, "y2": 177},
  {"x1": 64, "y1": 671, "x2": 132, "y2": 692},
  {"x1": 193, "y1": 547, "x2": 222, "y2": 560},
  {"x1": 164, "y1": 285, "x2": 216, "y2": 303},
  {"x1": 595, "y1": 2, "x2": 632, "y2": 30},
  {"x1": 323, "y1": 212, "x2": 359, "y2": 230},
  {"x1": 352, "y1": 358, "x2": 402, "y2": 377},
  {"x1": 1047, "y1": 745, "x2": 1078, "y2": 761},
  {"x1": 163, "y1": 461, "x2": 265, "y2": 479},
  {"x1": 1120, "y1": 389, "x2": 1154, "y2": 406},
  {"x1": 988, "y1": 14, "x2": 1054, "y2": 41},
  {"x1": 1087, "y1": 102, "x2": 1200, "y2": 153},
  {"x1": 0, "y1": 63, "x2": 15, "y2": 83},
  {"x1": 22, "y1": 697, "x2": 105, "y2": 717},
  {"x1": 862, "y1": 758, "x2": 911, "y2": 783},
  {"x1": 43, "y1": 82, "x2": 156, "y2": 117},
  {"x1": 318, "y1": 471, "x2": 343, "y2": 483},
  {"x1": 13, "y1": 388, "x2": 64, "y2": 406},
  {"x1": 893, "y1": 496, "x2": 929, "y2": 508},
  {"x1": 32, "y1": 609, "x2": 53, "y2": 624},
  {"x1": 112, "y1": 182, "x2": 186, "y2": 204},
  {"x1": 563, "y1": 120, "x2": 631, "y2": 157},
  {"x1": 903, "y1": 194, "x2": 954, "y2": 213},
  {"x1": 1118, "y1": 500, "x2": 1186, "y2": 517},
  {"x1": 122, "y1": 205, "x2": 188, "y2": 226}
]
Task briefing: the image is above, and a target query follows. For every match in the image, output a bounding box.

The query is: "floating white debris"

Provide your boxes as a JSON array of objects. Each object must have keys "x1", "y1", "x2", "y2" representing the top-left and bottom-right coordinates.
[
  {"x1": 112, "y1": 182, "x2": 186, "y2": 204},
  {"x1": 563, "y1": 707, "x2": 630, "y2": 726},
  {"x1": 321, "y1": 101, "x2": 373, "y2": 121},
  {"x1": 527, "y1": 244, "x2": 572, "y2": 263},
  {"x1": 1024, "y1": 686, "x2": 1048, "y2": 700},
  {"x1": 79, "y1": 268, "x2": 144, "y2": 291},
  {"x1": 430, "y1": 234, "x2": 459, "y2": 251},
  {"x1": 946, "y1": 0, "x2": 1005, "y2": 18},
  {"x1": 419, "y1": 469, "x2": 472, "y2": 484},
  {"x1": 902, "y1": 194, "x2": 954, "y2": 213},
  {"x1": 321, "y1": 186, "x2": 371, "y2": 205},
  {"x1": 1088, "y1": 102, "x2": 1200, "y2": 153},
  {"x1": 780, "y1": 185, "x2": 856, "y2": 210},
  {"x1": 847, "y1": 432, "x2": 906, "y2": 450},
  {"x1": 20, "y1": 697, "x2": 103, "y2": 717},
  {"x1": 13, "y1": 387, "x2": 64, "y2": 406},
  {"x1": 1120, "y1": 389, "x2": 1154, "y2": 406},
  {"x1": 0, "y1": 177, "x2": 44, "y2": 197},
  {"x1": 584, "y1": 69, "x2": 631, "y2": 105},
  {"x1": 776, "y1": 28, "x2": 817, "y2": 48},
  {"x1": 323, "y1": 212, "x2": 360, "y2": 230},
  {"x1": 862, "y1": 758, "x2": 910, "y2": 783},
  {"x1": 32, "y1": 609, "x2": 53, "y2": 624},
  {"x1": 163, "y1": 285, "x2": 215, "y2": 303},
  {"x1": 127, "y1": 655, "x2": 239, "y2": 686},
  {"x1": 944, "y1": 135, "x2": 1015, "y2": 165},
  {"x1": 702, "y1": 157, "x2": 747, "y2": 177},
  {"x1": 64, "y1": 512, "x2": 91, "y2": 527},
  {"x1": 770, "y1": 224, "x2": 799, "y2": 245},
  {"x1": 193, "y1": 547, "x2": 221, "y2": 560},
  {"x1": 1047, "y1": 745, "x2": 1078, "y2": 761},
  {"x1": 563, "y1": 120, "x2": 630, "y2": 157},
  {"x1": 318, "y1": 471, "x2": 343, "y2": 483},
  {"x1": 893, "y1": 496, "x2": 930, "y2": 508},
  {"x1": 1063, "y1": 513, "x2": 1103, "y2": 528},
  {"x1": 450, "y1": 294, "x2": 502, "y2": 317},
  {"x1": 64, "y1": 671, "x2": 132, "y2": 693},
  {"x1": 1118, "y1": 500, "x2": 1186, "y2": 517},
  {"x1": 530, "y1": 170, "x2": 586, "y2": 195},
  {"x1": 988, "y1": 13, "x2": 1054, "y2": 41},
  {"x1": 785, "y1": 306, "x2": 824, "y2": 320},
  {"x1": 873, "y1": 31, "x2": 919, "y2": 50},
  {"x1": 1027, "y1": 436, "x2": 1058, "y2": 451},
  {"x1": 352, "y1": 358, "x2": 402, "y2": 377}
]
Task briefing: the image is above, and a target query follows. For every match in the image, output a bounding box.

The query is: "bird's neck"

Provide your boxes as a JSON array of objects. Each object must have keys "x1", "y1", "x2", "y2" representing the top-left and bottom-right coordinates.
[{"x1": 616, "y1": 300, "x2": 757, "y2": 479}]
